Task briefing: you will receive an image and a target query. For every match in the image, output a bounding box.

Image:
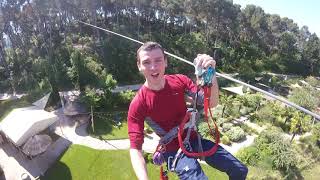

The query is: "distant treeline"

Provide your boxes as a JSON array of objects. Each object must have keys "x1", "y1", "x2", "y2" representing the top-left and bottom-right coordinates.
[{"x1": 0, "y1": 0, "x2": 319, "y2": 93}]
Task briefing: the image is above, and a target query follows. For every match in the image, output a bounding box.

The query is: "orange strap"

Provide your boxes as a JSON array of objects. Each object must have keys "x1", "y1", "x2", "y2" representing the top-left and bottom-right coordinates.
[{"x1": 160, "y1": 166, "x2": 168, "y2": 180}]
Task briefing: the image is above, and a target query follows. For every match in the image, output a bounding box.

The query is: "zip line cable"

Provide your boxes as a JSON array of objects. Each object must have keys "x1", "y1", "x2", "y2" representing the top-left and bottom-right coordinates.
[{"x1": 76, "y1": 20, "x2": 320, "y2": 121}]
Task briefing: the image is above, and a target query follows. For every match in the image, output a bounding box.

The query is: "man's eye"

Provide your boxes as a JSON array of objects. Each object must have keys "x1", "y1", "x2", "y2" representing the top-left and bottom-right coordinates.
[{"x1": 143, "y1": 61, "x2": 150, "y2": 65}]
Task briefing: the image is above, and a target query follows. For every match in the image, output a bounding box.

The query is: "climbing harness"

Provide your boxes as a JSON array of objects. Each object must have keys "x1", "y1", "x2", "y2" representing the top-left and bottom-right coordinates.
[
  {"x1": 177, "y1": 66, "x2": 220, "y2": 158},
  {"x1": 148, "y1": 65, "x2": 220, "y2": 179}
]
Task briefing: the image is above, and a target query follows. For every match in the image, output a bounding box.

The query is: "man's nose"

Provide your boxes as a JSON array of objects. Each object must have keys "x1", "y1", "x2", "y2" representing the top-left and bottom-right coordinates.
[{"x1": 150, "y1": 62, "x2": 157, "y2": 70}]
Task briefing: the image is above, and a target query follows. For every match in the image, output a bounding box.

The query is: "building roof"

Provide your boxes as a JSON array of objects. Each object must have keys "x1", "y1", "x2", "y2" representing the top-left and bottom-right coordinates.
[
  {"x1": 0, "y1": 106, "x2": 57, "y2": 146},
  {"x1": 222, "y1": 86, "x2": 244, "y2": 95},
  {"x1": 0, "y1": 93, "x2": 26, "y2": 101}
]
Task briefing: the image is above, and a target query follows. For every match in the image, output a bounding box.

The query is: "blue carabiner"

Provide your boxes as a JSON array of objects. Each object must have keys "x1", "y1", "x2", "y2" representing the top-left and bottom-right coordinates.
[{"x1": 203, "y1": 67, "x2": 215, "y2": 87}]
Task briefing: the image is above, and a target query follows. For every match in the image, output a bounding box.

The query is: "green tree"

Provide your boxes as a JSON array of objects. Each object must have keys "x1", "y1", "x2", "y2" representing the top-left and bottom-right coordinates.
[{"x1": 290, "y1": 112, "x2": 312, "y2": 142}]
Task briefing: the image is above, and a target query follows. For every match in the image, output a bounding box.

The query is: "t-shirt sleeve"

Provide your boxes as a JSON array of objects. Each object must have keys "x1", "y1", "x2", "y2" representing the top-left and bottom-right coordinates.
[{"x1": 127, "y1": 95, "x2": 146, "y2": 150}]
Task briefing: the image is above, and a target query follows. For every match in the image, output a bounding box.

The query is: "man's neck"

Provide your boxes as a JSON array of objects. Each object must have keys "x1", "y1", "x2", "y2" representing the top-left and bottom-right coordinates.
[{"x1": 144, "y1": 78, "x2": 165, "y2": 91}]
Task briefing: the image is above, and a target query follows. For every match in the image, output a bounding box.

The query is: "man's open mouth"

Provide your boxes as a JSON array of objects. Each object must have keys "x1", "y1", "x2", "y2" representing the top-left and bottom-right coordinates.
[{"x1": 151, "y1": 73, "x2": 159, "y2": 78}]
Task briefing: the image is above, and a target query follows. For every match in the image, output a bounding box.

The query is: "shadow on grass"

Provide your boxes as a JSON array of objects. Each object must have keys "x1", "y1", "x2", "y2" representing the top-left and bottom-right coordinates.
[
  {"x1": 280, "y1": 166, "x2": 303, "y2": 180},
  {"x1": 41, "y1": 161, "x2": 72, "y2": 180}
]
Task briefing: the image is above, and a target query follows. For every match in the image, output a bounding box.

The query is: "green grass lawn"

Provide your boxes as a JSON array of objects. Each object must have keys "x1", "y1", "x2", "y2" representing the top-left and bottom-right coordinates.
[
  {"x1": 0, "y1": 90, "x2": 48, "y2": 121},
  {"x1": 301, "y1": 162, "x2": 320, "y2": 180},
  {"x1": 88, "y1": 111, "x2": 129, "y2": 140},
  {"x1": 42, "y1": 144, "x2": 228, "y2": 180},
  {"x1": 0, "y1": 97, "x2": 36, "y2": 121}
]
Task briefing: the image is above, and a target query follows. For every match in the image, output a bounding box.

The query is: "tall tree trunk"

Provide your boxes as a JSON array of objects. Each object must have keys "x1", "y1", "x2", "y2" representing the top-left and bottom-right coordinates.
[{"x1": 0, "y1": 41, "x2": 15, "y2": 93}]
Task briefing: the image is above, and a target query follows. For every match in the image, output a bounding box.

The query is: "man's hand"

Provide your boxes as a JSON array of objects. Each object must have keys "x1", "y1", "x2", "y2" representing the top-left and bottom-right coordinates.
[
  {"x1": 194, "y1": 54, "x2": 219, "y2": 108},
  {"x1": 194, "y1": 54, "x2": 216, "y2": 70},
  {"x1": 130, "y1": 149, "x2": 149, "y2": 180}
]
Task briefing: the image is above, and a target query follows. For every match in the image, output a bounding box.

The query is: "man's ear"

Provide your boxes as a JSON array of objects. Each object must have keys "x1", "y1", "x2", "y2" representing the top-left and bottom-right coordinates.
[
  {"x1": 137, "y1": 61, "x2": 141, "y2": 71},
  {"x1": 165, "y1": 57, "x2": 168, "y2": 67}
]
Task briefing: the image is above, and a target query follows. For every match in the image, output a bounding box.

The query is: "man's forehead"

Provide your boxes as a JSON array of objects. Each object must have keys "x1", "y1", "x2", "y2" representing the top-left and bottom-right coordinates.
[{"x1": 139, "y1": 49, "x2": 165, "y2": 60}]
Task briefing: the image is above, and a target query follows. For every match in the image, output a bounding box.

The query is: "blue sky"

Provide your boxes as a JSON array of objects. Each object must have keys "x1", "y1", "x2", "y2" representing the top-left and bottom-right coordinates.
[{"x1": 233, "y1": 0, "x2": 320, "y2": 36}]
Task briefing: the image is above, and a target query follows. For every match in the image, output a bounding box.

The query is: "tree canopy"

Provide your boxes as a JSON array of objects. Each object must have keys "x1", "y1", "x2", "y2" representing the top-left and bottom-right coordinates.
[{"x1": 0, "y1": 0, "x2": 319, "y2": 93}]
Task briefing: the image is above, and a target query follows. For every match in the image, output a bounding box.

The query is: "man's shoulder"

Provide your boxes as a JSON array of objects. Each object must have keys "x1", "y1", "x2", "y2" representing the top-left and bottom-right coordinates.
[
  {"x1": 166, "y1": 74, "x2": 190, "y2": 82},
  {"x1": 131, "y1": 88, "x2": 145, "y2": 103}
]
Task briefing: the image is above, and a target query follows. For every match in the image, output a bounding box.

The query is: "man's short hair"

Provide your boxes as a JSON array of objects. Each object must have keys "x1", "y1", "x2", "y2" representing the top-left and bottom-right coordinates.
[{"x1": 136, "y1": 42, "x2": 166, "y2": 63}]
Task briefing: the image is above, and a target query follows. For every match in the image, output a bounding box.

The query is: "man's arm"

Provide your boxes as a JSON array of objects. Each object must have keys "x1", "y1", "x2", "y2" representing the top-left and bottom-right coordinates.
[
  {"x1": 210, "y1": 76, "x2": 219, "y2": 108},
  {"x1": 130, "y1": 148, "x2": 148, "y2": 180}
]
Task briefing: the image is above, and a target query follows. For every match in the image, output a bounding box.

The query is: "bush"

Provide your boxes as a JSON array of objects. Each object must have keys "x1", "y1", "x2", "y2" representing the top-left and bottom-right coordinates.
[
  {"x1": 250, "y1": 103, "x2": 274, "y2": 123},
  {"x1": 144, "y1": 123, "x2": 154, "y2": 134},
  {"x1": 197, "y1": 122, "x2": 210, "y2": 138},
  {"x1": 225, "y1": 106, "x2": 241, "y2": 119},
  {"x1": 255, "y1": 127, "x2": 297, "y2": 172},
  {"x1": 221, "y1": 135, "x2": 231, "y2": 145},
  {"x1": 236, "y1": 146, "x2": 260, "y2": 165},
  {"x1": 270, "y1": 140, "x2": 296, "y2": 172},
  {"x1": 247, "y1": 166, "x2": 282, "y2": 180},
  {"x1": 143, "y1": 152, "x2": 153, "y2": 163},
  {"x1": 250, "y1": 101, "x2": 289, "y2": 127},
  {"x1": 299, "y1": 133, "x2": 320, "y2": 160},
  {"x1": 118, "y1": 90, "x2": 136, "y2": 105},
  {"x1": 81, "y1": 74, "x2": 122, "y2": 111},
  {"x1": 216, "y1": 117, "x2": 231, "y2": 127},
  {"x1": 289, "y1": 87, "x2": 319, "y2": 111},
  {"x1": 312, "y1": 122, "x2": 320, "y2": 139},
  {"x1": 222, "y1": 123, "x2": 233, "y2": 132},
  {"x1": 225, "y1": 126, "x2": 245, "y2": 142},
  {"x1": 305, "y1": 76, "x2": 320, "y2": 87},
  {"x1": 243, "y1": 93, "x2": 263, "y2": 110},
  {"x1": 240, "y1": 123, "x2": 258, "y2": 135}
]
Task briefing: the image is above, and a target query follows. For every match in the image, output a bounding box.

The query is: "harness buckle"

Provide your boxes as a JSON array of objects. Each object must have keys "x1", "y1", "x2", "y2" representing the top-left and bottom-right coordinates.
[{"x1": 168, "y1": 149, "x2": 183, "y2": 172}]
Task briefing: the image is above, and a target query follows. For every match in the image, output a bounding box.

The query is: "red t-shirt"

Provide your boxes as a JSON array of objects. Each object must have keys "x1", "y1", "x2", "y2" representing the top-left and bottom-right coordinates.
[{"x1": 127, "y1": 74, "x2": 198, "y2": 152}]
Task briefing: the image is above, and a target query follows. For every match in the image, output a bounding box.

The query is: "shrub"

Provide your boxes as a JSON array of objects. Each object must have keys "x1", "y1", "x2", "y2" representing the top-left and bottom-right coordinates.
[
  {"x1": 144, "y1": 123, "x2": 154, "y2": 134},
  {"x1": 118, "y1": 90, "x2": 136, "y2": 105},
  {"x1": 197, "y1": 122, "x2": 210, "y2": 138},
  {"x1": 244, "y1": 93, "x2": 263, "y2": 110},
  {"x1": 216, "y1": 117, "x2": 231, "y2": 126},
  {"x1": 255, "y1": 127, "x2": 283, "y2": 150},
  {"x1": 240, "y1": 123, "x2": 258, "y2": 135},
  {"x1": 247, "y1": 166, "x2": 282, "y2": 180},
  {"x1": 222, "y1": 123, "x2": 233, "y2": 132},
  {"x1": 221, "y1": 135, "x2": 231, "y2": 145},
  {"x1": 289, "y1": 87, "x2": 319, "y2": 111},
  {"x1": 299, "y1": 130, "x2": 320, "y2": 160},
  {"x1": 270, "y1": 140, "x2": 296, "y2": 171},
  {"x1": 81, "y1": 74, "x2": 122, "y2": 110},
  {"x1": 236, "y1": 146, "x2": 260, "y2": 165},
  {"x1": 312, "y1": 122, "x2": 320, "y2": 139},
  {"x1": 305, "y1": 76, "x2": 320, "y2": 87},
  {"x1": 251, "y1": 103, "x2": 274, "y2": 123},
  {"x1": 289, "y1": 112, "x2": 312, "y2": 137},
  {"x1": 255, "y1": 127, "x2": 297, "y2": 172},
  {"x1": 225, "y1": 106, "x2": 241, "y2": 119},
  {"x1": 251, "y1": 101, "x2": 289, "y2": 127},
  {"x1": 225, "y1": 126, "x2": 245, "y2": 142},
  {"x1": 143, "y1": 152, "x2": 153, "y2": 163}
]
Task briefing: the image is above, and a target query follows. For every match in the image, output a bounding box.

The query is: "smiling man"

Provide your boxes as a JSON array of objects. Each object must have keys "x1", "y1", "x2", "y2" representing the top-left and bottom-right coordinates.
[{"x1": 127, "y1": 42, "x2": 248, "y2": 180}]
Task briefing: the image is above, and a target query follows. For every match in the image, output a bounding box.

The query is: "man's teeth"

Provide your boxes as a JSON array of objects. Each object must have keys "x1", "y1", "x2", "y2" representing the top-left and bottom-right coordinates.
[{"x1": 152, "y1": 73, "x2": 159, "y2": 76}]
